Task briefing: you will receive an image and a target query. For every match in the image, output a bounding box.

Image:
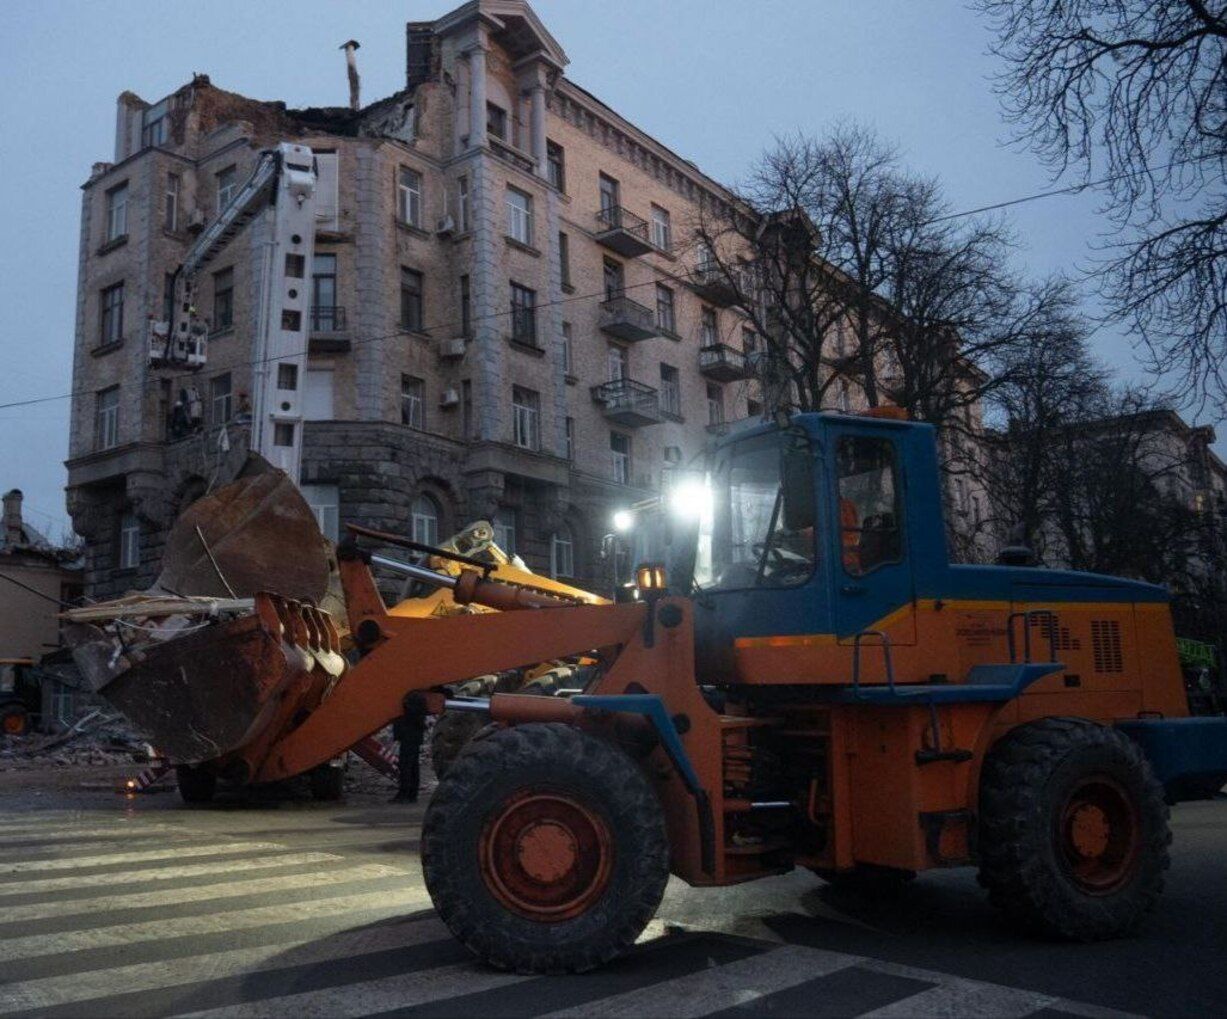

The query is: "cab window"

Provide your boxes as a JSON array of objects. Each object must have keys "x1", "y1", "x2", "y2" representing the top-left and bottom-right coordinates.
[{"x1": 836, "y1": 436, "x2": 903, "y2": 576}]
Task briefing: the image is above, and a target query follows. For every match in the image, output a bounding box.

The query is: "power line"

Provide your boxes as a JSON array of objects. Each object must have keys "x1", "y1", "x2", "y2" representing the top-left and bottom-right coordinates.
[{"x1": 925, "y1": 154, "x2": 1218, "y2": 225}]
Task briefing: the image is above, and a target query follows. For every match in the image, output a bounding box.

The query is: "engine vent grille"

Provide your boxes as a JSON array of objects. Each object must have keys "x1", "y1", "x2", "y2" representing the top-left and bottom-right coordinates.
[
  {"x1": 1091, "y1": 619, "x2": 1123, "y2": 673},
  {"x1": 1029, "y1": 612, "x2": 1081, "y2": 651}
]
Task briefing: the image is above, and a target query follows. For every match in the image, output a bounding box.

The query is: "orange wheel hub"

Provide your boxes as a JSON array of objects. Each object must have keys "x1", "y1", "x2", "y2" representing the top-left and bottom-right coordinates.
[
  {"x1": 479, "y1": 790, "x2": 613, "y2": 922},
  {"x1": 1058, "y1": 775, "x2": 1140, "y2": 894},
  {"x1": 2, "y1": 712, "x2": 23, "y2": 735}
]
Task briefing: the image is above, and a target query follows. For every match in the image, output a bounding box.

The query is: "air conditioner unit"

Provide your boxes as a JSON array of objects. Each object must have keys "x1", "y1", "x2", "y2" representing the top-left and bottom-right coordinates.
[
  {"x1": 663, "y1": 446, "x2": 683, "y2": 465},
  {"x1": 436, "y1": 214, "x2": 456, "y2": 236},
  {"x1": 186, "y1": 208, "x2": 206, "y2": 234},
  {"x1": 438, "y1": 337, "x2": 466, "y2": 360},
  {"x1": 439, "y1": 387, "x2": 459, "y2": 408}
]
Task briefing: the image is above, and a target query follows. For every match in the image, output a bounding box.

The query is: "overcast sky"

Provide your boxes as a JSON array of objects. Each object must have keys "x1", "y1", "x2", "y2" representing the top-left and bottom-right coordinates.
[{"x1": 0, "y1": 0, "x2": 1166, "y2": 541}]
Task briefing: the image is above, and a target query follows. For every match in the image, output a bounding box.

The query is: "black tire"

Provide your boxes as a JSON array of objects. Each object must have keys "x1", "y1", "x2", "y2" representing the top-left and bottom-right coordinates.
[
  {"x1": 422, "y1": 722, "x2": 669, "y2": 973},
  {"x1": 175, "y1": 764, "x2": 217, "y2": 804},
  {"x1": 977, "y1": 717, "x2": 1170, "y2": 940},
  {"x1": 309, "y1": 761, "x2": 346, "y2": 801},
  {"x1": 0, "y1": 704, "x2": 29, "y2": 737},
  {"x1": 429, "y1": 710, "x2": 489, "y2": 779}
]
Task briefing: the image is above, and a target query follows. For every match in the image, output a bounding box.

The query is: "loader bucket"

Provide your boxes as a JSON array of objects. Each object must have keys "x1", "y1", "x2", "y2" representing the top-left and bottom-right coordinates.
[
  {"x1": 97, "y1": 594, "x2": 344, "y2": 766},
  {"x1": 154, "y1": 461, "x2": 333, "y2": 607}
]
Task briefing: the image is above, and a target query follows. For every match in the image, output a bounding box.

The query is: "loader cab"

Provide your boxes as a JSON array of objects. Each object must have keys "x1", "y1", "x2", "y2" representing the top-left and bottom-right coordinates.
[{"x1": 688, "y1": 412, "x2": 941, "y2": 683}]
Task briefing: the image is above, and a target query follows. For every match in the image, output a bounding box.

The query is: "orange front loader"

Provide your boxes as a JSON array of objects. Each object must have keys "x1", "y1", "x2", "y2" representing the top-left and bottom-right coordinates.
[{"x1": 96, "y1": 412, "x2": 1227, "y2": 973}]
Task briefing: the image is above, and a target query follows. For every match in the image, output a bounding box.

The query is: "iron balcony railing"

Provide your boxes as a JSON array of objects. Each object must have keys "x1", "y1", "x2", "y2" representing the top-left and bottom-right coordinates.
[
  {"x1": 590, "y1": 378, "x2": 663, "y2": 427},
  {"x1": 594, "y1": 205, "x2": 652, "y2": 256},
  {"x1": 699, "y1": 343, "x2": 751, "y2": 382},
  {"x1": 310, "y1": 305, "x2": 347, "y2": 332},
  {"x1": 599, "y1": 294, "x2": 658, "y2": 342}
]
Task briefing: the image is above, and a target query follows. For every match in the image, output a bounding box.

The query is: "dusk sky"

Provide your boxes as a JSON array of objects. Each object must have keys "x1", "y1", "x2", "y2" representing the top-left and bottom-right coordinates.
[{"x1": 0, "y1": 1, "x2": 1163, "y2": 541}]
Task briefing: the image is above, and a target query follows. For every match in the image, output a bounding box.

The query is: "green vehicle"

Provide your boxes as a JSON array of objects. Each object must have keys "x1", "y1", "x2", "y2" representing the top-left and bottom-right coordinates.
[{"x1": 1178, "y1": 638, "x2": 1225, "y2": 716}]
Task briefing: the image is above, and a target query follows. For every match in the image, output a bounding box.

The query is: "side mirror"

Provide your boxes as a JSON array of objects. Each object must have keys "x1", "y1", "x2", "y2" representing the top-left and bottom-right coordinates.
[{"x1": 781, "y1": 444, "x2": 816, "y2": 531}]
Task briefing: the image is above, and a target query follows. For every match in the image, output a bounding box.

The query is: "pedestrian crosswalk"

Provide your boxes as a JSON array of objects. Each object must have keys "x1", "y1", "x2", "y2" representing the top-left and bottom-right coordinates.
[{"x1": 0, "y1": 811, "x2": 1143, "y2": 1018}]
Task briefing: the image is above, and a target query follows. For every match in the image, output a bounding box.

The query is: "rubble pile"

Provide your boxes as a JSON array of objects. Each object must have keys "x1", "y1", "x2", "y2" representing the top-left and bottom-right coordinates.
[{"x1": 0, "y1": 710, "x2": 151, "y2": 772}]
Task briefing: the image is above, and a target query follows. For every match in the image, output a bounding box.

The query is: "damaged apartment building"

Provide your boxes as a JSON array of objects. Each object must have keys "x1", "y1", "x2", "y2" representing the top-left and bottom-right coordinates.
[{"x1": 66, "y1": 0, "x2": 778, "y2": 597}]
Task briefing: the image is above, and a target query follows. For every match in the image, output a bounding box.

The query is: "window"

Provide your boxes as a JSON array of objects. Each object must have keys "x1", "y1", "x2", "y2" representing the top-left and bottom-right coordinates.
[
  {"x1": 512, "y1": 386, "x2": 541, "y2": 450},
  {"x1": 118, "y1": 511, "x2": 140, "y2": 570},
  {"x1": 493, "y1": 508, "x2": 516, "y2": 554},
  {"x1": 216, "y1": 165, "x2": 237, "y2": 211},
  {"x1": 701, "y1": 307, "x2": 718, "y2": 346},
  {"x1": 273, "y1": 422, "x2": 295, "y2": 447},
  {"x1": 99, "y1": 282, "x2": 124, "y2": 346},
  {"x1": 457, "y1": 176, "x2": 470, "y2": 232},
  {"x1": 660, "y1": 364, "x2": 681, "y2": 417},
  {"x1": 212, "y1": 267, "x2": 234, "y2": 331},
  {"x1": 460, "y1": 275, "x2": 472, "y2": 338},
  {"x1": 300, "y1": 484, "x2": 340, "y2": 543},
  {"x1": 838, "y1": 378, "x2": 851, "y2": 412},
  {"x1": 707, "y1": 383, "x2": 725, "y2": 426},
  {"x1": 487, "y1": 102, "x2": 507, "y2": 141},
  {"x1": 397, "y1": 167, "x2": 422, "y2": 227},
  {"x1": 411, "y1": 494, "x2": 440, "y2": 547},
  {"x1": 550, "y1": 525, "x2": 574, "y2": 579},
  {"x1": 277, "y1": 363, "x2": 299, "y2": 390},
  {"x1": 694, "y1": 432, "x2": 815, "y2": 591},
  {"x1": 462, "y1": 379, "x2": 473, "y2": 438},
  {"x1": 105, "y1": 183, "x2": 127, "y2": 242},
  {"x1": 400, "y1": 267, "x2": 424, "y2": 332},
  {"x1": 599, "y1": 173, "x2": 620, "y2": 214},
  {"x1": 141, "y1": 105, "x2": 167, "y2": 148},
  {"x1": 510, "y1": 282, "x2": 537, "y2": 346},
  {"x1": 742, "y1": 327, "x2": 757, "y2": 354},
  {"x1": 506, "y1": 187, "x2": 533, "y2": 245},
  {"x1": 608, "y1": 344, "x2": 628, "y2": 382},
  {"x1": 162, "y1": 272, "x2": 175, "y2": 322},
  {"x1": 650, "y1": 205, "x2": 672, "y2": 251},
  {"x1": 95, "y1": 386, "x2": 119, "y2": 450},
  {"x1": 697, "y1": 241, "x2": 716, "y2": 273},
  {"x1": 547, "y1": 141, "x2": 566, "y2": 191},
  {"x1": 655, "y1": 284, "x2": 676, "y2": 334},
  {"x1": 562, "y1": 322, "x2": 574, "y2": 376},
  {"x1": 210, "y1": 373, "x2": 232, "y2": 425},
  {"x1": 565, "y1": 416, "x2": 575, "y2": 460},
  {"x1": 610, "y1": 432, "x2": 631, "y2": 485},
  {"x1": 747, "y1": 398, "x2": 762, "y2": 418},
  {"x1": 311, "y1": 254, "x2": 337, "y2": 330},
  {"x1": 603, "y1": 258, "x2": 624, "y2": 301},
  {"x1": 401, "y1": 375, "x2": 425, "y2": 429},
  {"x1": 837, "y1": 435, "x2": 903, "y2": 576},
  {"x1": 558, "y1": 232, "x2": 571, "y2": 288},
  {"x1": 164, "y1": 174, "x2": 180, "y2": 232}
]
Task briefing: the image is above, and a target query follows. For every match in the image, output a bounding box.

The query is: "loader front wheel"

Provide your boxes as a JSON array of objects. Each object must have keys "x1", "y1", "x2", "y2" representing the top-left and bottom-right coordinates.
[
  {"x1": 423, "y1": 723, "x2": 669, "y2": 974},
  {"x1": 977, "y1": 717, "x2": 1170, "y2": 940},
  {"x1": 175, "y1": 764, "x2": 217, "y2": 804}
]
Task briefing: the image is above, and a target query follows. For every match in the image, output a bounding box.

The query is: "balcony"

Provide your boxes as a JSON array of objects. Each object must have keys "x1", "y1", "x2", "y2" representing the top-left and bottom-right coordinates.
[
  {"x1": 599, "y1": 294, "x2": 658, "y2": 342},
  {"x1": 699, "y1": 344, "x2": 751, "y2": 382},
  {"x1": 590, "y1": 378, "x2": 663, "y2": 427},
  {"x1": 689, "y1": 262, "x2": 741, "y2": 307},
  {"x1": 594, "y1": 206, "x2": 652, "y2": 257},
  {"x1": 309, "y1": 306, "x2": 351, "y2": 353}
]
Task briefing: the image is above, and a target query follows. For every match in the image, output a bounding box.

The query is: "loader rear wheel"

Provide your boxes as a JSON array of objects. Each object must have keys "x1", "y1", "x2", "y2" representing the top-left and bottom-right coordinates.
[
  {"x1": 422, "y1": 723, "x2": 669, "y2": 974},
  {"x1": 175, "y1": 764, "x2": 217, "y2": 804},
  {"x1": 977, "y1": 717, "x2": 1170, "y2": 940}
]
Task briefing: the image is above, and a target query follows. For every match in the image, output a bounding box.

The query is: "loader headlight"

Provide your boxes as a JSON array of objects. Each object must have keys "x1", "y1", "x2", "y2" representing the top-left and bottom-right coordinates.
[
  {"x1": 612, "y1": 510, "x2": 634, "y2": 532},
  {"x1": 668, "y1": 478, "x2": 712, "y2": 521}
]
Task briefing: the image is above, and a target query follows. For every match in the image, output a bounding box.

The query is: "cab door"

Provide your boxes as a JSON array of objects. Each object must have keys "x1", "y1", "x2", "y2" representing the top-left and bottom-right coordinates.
[{"x1": 827, "y1": 427, "x2": 917, "y2": 645}]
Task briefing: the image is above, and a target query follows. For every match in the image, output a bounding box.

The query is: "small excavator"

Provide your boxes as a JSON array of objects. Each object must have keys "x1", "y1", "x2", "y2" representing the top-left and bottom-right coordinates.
[{"x1": 70, "y1": 409, "x2": 1227, "y2": 974}]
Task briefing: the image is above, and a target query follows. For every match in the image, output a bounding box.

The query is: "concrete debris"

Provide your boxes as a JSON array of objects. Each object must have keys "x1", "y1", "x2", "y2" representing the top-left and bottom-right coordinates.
[{"x1": 0, "y1": 710, "x2": 150, "y2": 771}]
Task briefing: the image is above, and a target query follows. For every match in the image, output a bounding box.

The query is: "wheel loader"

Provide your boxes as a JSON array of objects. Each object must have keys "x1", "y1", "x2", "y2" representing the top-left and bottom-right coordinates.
[{"x1": 72, "y1": 410, "x2": 1227, "y2": 973}]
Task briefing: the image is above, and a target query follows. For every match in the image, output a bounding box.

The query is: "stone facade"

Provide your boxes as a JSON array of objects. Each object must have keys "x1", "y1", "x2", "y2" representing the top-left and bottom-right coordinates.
[{"x1": 64, "y1": 0, "x2": 777, "y2": 597}]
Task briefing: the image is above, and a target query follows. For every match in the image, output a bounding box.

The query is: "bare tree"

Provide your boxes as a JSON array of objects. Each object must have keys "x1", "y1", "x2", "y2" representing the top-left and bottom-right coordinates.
[{"x1": 977, "y1": 0, "x2": 1227, "y2": 409}]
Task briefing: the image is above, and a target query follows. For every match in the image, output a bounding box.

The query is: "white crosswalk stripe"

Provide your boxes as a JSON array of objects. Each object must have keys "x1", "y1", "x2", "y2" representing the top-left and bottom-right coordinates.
[
  {"x1": 0, "y1": 888, "x2": 432, "y2": 962},
  {"x1": 0, "y1": 915, "x2": 451, "y2": 1015},
  {"x1": 0, "y1": 841, "x2": 288, "y2": 874},
  {"x1": 0, "y1": 851, "x2": 345, "y2": 897},
  {"x1": 0, "y1": 862, "x2": 413, "y2": 922},
  {"x1": 539, "y1": 944, "x2": 859, "y2": 1018}
]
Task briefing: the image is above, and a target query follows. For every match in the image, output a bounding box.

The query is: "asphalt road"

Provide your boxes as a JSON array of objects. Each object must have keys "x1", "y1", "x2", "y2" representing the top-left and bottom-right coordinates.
[{"x1": 0, "y1": 771, "x2": 1223, "y2": 1018}]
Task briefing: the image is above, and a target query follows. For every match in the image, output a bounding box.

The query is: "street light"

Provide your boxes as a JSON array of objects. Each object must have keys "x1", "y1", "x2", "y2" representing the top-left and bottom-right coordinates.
[{"x1": 612, "y1": 509, "x2": 634, "y2": 532}]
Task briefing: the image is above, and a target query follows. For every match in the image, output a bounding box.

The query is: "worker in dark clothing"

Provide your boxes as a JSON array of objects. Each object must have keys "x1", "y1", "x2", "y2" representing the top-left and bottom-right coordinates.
[{"x1": 391, "y1": 707, "x2": 426, "y2": 803}]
